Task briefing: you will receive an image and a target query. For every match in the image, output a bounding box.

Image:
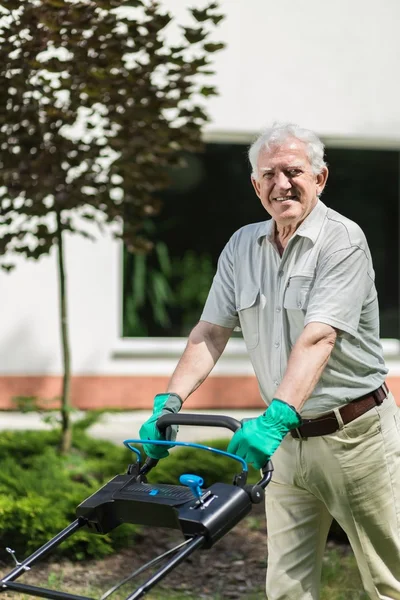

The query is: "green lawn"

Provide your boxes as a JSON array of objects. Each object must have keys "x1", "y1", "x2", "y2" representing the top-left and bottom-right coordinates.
[{"x1": 320, "y1": 546, "x2": 368, "y2": 600}]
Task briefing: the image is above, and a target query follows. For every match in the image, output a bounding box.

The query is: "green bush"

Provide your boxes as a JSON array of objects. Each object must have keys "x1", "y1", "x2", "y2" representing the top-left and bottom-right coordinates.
[
  {"x1": 0, "y1": 429, "x2": 259, "y2": 563},
  {"x1": 0, "y1": 429, "x2": 61, "y2": 465},
  {"x1": 0, "y1": 435, "x2": 137, "y2": 561}
]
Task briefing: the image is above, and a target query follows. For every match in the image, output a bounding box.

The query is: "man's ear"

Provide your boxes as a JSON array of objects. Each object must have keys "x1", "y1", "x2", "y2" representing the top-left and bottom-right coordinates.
[{"x1": 316, "y1": 166, "x2": 329, "y2": 195}]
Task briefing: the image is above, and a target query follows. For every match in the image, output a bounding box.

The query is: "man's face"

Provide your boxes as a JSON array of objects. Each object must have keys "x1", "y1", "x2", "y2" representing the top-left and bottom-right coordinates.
[{"x1": 251, "y1": 138, "x2": 328, "y2": 228}]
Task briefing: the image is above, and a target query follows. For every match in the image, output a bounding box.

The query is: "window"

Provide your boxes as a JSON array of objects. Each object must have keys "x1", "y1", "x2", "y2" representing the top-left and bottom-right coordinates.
[
  {"x1": 122, "y1": 143, "x2": 399, "y2": 339},
  {"x1": 323, "y1": 148, "x2": 399, "y2": 339}
]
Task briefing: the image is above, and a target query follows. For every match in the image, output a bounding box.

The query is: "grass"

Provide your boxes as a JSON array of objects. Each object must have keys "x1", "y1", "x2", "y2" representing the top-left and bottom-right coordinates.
[
  {"x1": 1, "y1": 546, "x2": 368, "y2": 600},
  {"x1": 320, "y1": 546, "x2": 368, "y2": 600}
]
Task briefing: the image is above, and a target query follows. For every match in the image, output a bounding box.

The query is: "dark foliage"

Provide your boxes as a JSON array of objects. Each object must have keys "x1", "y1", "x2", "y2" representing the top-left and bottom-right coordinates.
[{"x1": 0, "y1": 0, "x2": 225, "y2": 258}]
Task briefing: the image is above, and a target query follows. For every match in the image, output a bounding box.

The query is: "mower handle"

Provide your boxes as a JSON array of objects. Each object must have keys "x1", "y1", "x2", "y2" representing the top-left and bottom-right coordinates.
[
  {"x1": 157, "y1": 412, "x2": 241, "y2": 433},
  {"x1": 138, "y1": 413, "x2": 243, "y2": 477},
  {"x1": 156, "y1": 412, "x2": 274, "y2": 490}
]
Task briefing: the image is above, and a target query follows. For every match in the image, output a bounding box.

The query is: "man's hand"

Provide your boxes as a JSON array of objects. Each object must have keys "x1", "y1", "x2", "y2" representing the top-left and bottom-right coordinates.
[
  {"x1": 227, "y1": 399, "x2": 302, "y2": 469},
  {"x1": 139, "y1": 393, "x2": 182, "y2": 459}
]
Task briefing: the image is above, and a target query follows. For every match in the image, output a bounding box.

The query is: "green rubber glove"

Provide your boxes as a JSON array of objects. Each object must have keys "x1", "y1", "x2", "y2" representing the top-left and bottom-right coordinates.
[
  {"x1": 139, "y1": 393, "x2": 182, "y2": 459},
  {"x1": 227, "y1": 398, "x2": 302, "y2": 469}
]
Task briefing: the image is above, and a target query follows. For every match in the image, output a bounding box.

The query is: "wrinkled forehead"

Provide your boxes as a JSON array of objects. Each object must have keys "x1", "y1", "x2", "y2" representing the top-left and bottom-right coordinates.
[{"x1": 258, "y1": 137, "x2": 311, "y2": 169}]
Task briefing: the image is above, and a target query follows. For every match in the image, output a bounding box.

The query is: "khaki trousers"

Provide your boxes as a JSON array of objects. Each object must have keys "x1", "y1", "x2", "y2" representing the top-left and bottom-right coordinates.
[{"x1": 265, "y1": 393, "x2": 400, "y2": 600}]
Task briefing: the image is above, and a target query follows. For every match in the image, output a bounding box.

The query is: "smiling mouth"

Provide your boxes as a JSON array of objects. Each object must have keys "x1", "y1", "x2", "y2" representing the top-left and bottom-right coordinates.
[{"x1": 272, "y1": 196, "x2": 298, "y2": 202}]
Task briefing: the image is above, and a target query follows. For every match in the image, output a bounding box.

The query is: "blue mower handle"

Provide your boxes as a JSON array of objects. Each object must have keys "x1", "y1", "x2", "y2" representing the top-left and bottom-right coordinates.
[{"x1": 156, "y1": 412, "x2": 274, "y2": 490}]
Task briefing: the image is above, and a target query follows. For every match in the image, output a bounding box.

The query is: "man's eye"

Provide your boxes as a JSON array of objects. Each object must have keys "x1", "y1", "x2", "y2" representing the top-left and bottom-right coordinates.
[
  {"x1": 263, "y1": 172, "x2": 274, "y2": 179},
  {"x1": 288, "y1": 169, "x2": 301, "y2": 177}
]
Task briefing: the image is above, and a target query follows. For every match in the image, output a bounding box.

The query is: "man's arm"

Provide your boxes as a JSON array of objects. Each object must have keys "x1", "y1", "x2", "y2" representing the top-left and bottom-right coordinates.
[
  {"x1": 139, "y1": 320, "x2": 233, "y2": 459},
  {"x1": 166, "y1": 320, "x2": 234, "y2": 401},
  {"x1": 227, "y1": 321, "x2": 338, "y2": 469},
  {"x1": 275, "y1": 321, "x2": 338, "y2": 411}
]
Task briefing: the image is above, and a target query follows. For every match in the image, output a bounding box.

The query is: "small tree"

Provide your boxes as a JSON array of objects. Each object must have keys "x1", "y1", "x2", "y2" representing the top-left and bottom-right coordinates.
[{"x1": 0, "y1": 0, "x2": 225, "y2": 453}]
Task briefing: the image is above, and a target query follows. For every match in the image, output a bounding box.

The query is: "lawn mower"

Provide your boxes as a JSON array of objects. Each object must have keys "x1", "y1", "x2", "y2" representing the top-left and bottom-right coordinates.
[{"x1": 0, "y1": 412, "x2": 273, "y2": 600}]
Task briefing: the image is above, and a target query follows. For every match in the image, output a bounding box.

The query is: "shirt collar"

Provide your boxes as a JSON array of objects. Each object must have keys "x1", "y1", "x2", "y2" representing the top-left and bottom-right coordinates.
[
  {"x1": 295, "y1": 199, "x2": 328, "y2": 243},
  {"x1": 256, "y1": 199, "x2": 328, "y2": 245}
]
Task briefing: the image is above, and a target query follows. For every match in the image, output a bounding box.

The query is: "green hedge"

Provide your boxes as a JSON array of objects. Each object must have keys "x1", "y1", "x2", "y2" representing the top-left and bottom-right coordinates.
[
  {"x1": 0, "y1": 430, "x2": 137, "y2": 561},
  {"x1": 0, "y1": 428, "x2": 258, "y2": 562}
]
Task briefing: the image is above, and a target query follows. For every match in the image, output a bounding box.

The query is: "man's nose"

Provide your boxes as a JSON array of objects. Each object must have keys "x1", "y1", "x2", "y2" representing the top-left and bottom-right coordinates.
[{"x1": 274, "y1": 172, "x2": 291, "y2": 190}]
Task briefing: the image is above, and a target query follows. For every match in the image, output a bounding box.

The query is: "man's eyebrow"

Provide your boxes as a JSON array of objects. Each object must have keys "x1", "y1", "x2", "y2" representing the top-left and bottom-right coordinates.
[{"x1": 260, "y1": 165, "x2": 304, "y2": 172}]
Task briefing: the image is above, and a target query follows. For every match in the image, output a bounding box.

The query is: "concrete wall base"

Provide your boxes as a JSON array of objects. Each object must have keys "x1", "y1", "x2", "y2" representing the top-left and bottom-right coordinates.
[{"x1": 0, "y1": 375, "x2": 399, "y2": 410}]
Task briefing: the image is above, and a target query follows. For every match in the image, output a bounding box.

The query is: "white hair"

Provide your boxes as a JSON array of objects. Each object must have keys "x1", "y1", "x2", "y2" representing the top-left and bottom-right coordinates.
[{"x1": 248, "y1": 122, "x2": 327, "y2": 179}]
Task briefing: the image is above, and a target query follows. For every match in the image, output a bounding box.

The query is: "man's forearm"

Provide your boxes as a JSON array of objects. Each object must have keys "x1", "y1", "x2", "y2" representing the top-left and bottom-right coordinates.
[
  {"x1": 166, "y1": 346, "x2": 214, "y2": 401},
  {"x1": 166, "y1": 321, "x2": 233, "y2": 402},
  {"x1": 275, "y1": 322, "x2": 337, "y2": 412}
]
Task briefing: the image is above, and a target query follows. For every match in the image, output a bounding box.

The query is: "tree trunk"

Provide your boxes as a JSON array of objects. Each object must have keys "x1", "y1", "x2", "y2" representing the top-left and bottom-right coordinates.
[{"x1": 55, "y1": 209, "x2": 72, "y2": 454}]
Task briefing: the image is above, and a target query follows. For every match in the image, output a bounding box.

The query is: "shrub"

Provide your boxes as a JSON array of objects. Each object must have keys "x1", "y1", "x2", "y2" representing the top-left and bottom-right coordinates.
[
  {"x1": 0, "y1": 429, "x2": 61, "y2": 466},
  {"x1": 0, "y1": 432, "x2": 137, "y2": 561}
]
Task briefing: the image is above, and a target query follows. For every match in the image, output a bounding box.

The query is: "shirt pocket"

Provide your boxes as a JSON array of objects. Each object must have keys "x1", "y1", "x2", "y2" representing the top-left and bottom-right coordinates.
[
  {"x1": 284, "y1": 275, "x2": 314, "y2": 311},
  {"x1": 236, "y1": 288, "x2": 260, "y2": 350}
]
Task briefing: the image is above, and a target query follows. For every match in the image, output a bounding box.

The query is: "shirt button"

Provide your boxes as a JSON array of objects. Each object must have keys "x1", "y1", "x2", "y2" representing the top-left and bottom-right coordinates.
[
  {"x1": 274, "y1": 341, "x2": 280, "y2": 348},
  {"x1": 276, "y1": 307, "x2": 281, "y2": 313},
  {"x1": 278, "y1": 270, "x2": 284, "y2": 277},
  {"x1": 297, "y1": 301, "x2": 302, "y2": 308},
  {"x1": 274, "y1": 380, "x2": 280, "y2": 386}
]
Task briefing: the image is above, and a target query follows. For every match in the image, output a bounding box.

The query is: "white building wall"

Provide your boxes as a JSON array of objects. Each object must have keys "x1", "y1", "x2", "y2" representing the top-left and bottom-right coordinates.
[
  {"x1": 203, "y1": 0, "x2": 400, "y2": 143},
  {"x1": 1, "y1": 0, "x2": 399, "y2": 378},
  {"x1": 0, "y1": 230, "x2": 120, "y2": 375}
]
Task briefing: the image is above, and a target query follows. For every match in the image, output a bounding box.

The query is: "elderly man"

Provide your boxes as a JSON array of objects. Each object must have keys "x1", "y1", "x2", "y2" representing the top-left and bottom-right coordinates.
[{"x1": 140, "y1": 123, "x2": 400, "y2": 599}]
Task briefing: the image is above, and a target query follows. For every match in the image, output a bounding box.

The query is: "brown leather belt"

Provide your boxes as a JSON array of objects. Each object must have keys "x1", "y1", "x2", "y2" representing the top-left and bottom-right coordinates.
[{"x1": 291, "y1": 383, "x2": 389, "y2": 439}]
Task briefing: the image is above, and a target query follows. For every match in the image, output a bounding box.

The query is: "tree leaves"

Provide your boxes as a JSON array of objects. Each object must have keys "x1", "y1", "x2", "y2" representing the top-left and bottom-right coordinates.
[
  {"x1": 190, "y1": 3, "x2": 225, "y2": 26},
  {"x1": 119, "y1": 0, "x2": 144, "y2": 7},
  {"x1": 0, "y1": 0, "x2": 225, "y2": 264},
  {"x1": 203, "y1": 42, "x2": 225, "y2": 53},
  {"x1": 199, "y1": 85, "x2": 218, "y2": 97}
]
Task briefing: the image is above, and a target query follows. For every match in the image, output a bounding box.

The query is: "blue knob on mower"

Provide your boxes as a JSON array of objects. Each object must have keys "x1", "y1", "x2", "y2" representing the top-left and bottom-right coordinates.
[{"x1": 179, "y1": 474, "x2": 204, "y2": 502}]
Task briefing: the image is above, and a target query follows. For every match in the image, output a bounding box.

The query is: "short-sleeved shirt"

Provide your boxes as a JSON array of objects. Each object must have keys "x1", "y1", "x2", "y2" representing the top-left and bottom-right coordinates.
[{"x1": 200, "y1": 200, "x2": 388, "y2": 417}]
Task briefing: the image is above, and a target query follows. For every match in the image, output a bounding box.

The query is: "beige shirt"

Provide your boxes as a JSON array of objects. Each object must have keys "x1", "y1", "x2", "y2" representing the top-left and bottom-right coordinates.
[{"x1": 201, "y1": 200, "x2": 388, "y2": 416}]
